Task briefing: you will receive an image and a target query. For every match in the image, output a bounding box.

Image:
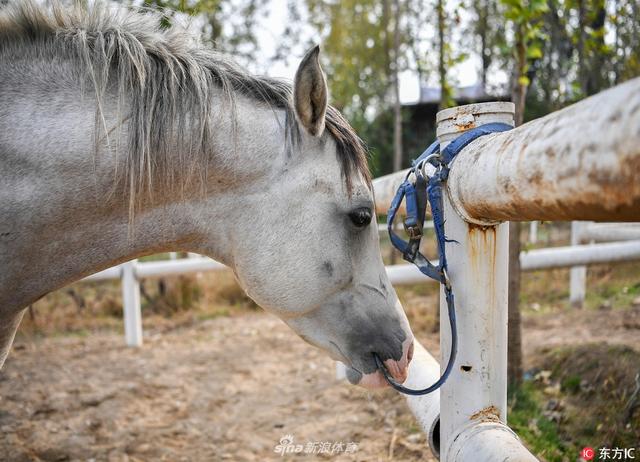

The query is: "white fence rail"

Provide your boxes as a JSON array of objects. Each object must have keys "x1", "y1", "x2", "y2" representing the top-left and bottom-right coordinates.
[
  {"x1": 79, "y1": 237, "x2": 640, "y2": 348},
  {"x1": 72, "y1": 77, "x2": 640, "y2": 460},
  {"x1": 568, "y1": 222, "x2": 640, "y2": 307}
]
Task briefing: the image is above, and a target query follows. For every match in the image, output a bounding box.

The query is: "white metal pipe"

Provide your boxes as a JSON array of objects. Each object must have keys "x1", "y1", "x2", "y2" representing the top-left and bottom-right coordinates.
[
  {"x1": 521, "y1": 240, "x2": 640, "y2": 271},
  {"x1": 403, "y1": 340, "x2": 442, "y2": 457},
  {"x1": 377, "y1": 220, "x2": 434, "y2": 233},
  {"x1": 134, "y1": 257, "x2": 226, "y2": 278},
  {"x1": 374, "y1": 169, "x2": 411, "y2": 214},
  {"x1": 82, "y1": 266, "x2": 121, "y2": 281},
  {"x1": 529, "y1": 221, "x2": 538, "y2": 244},
  {"x1": 445, "y1": 78, "x2": 640, "y2": 223},
  {"x1": 121, "y1": 260, "x2": 142, "y2": 347},
  {"x1": 336, "y1": 340, "x2": 442, "y2": 456},
  {"x1": 448, "y1": 422, "x2": 537, "y2": 462},
  {"x1": 580, "y1": 223, "x2": 640, "y2": 242},
  {"x1": 81, "y1": 257, "x2": 227, "y2": 283},
  {"x1": 437, "y1": 103, "x2": 537, "y2": 462},
  {"x1": 386, "y1": 241, "x2": 640, "y2": 286},
  {"x1": 386, "y1": 262, "x2": 437, "y2": 285}
]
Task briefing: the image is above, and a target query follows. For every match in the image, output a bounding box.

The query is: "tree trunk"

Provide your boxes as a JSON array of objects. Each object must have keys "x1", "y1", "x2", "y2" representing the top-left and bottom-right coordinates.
[
  {"x1": 507, "y1": 221, "x2": 523, "y2": 386},
  {"x1": 613, "y1": 0, "x2": 620, "y2": 84},
  {"x1": 475, "y1": 0, "x2": 490, "y2": 92},
  {"x1": 508, "y1": 24, "x2": 528, "y2": 385},
  {"x1": 392, "y1": 0, "x2": 403, "y2": 173},
  {"x1": 577, "y1": 0, "x2": 588, "y2": 96},
  {"x1": 586, "y1": 5, "x2": 607, "y2": 95},
  {"x1": 437, "y1": 0, "x2": 450, "y2": 109},
  {"x1": 382, "y1": 0, "x2": 392, "y2": 77},
  {"x1": 513, "y1": 25, "x2": 527, "y2": 126}
]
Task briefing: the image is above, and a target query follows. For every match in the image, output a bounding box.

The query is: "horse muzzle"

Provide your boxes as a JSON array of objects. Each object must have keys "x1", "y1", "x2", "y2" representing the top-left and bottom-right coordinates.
[{"x1": 346, "y1": 336, "x2": 414, "y2": 389}]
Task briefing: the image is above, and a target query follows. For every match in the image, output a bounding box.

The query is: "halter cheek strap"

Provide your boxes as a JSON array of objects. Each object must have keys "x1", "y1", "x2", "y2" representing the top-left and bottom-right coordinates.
[{"x1": 375, "y1": 122, "x2": 512, "y2": 396}]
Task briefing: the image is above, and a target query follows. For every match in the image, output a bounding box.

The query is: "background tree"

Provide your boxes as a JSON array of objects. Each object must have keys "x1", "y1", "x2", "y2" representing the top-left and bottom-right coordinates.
[
  {"x1": 141, "y1": 0, "x2": 266, "y2": 67},
  {"x1": 469, "y1": 0, "x2": 506, "y2": 92},
  {"x1": 501, "y1": 0, "x2": 548, "y2": 125},
  {"x1": 391, "y1": 0, "x2": 403, "y2": 173},
  {"x1": 500, "y1": 0, "x2": 548, "y2": 388},
  {"x1": 304, "y1": 0, "x2": 410, "y2": 175},
  {"x1": 437, "y1": 0, "x2": 455, "y2": 108}
]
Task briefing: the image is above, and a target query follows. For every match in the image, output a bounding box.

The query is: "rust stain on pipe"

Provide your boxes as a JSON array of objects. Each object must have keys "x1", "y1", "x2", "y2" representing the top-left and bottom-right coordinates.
[
  {"x1": 469, "y1": 405, "x2": 502, "y2": 423},
  {"x1": 467, "y1": 225, "x2": 497, "y2": 257},
  {"x1": 466, "y1": 225, "x2": 498, "y2": 295},
  {"x1": 456, "y1": 121, "x2": 476, "y2": 131}
]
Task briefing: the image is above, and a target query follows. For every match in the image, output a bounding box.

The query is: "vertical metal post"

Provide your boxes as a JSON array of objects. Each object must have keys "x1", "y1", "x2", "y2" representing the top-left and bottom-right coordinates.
[
  {"x1": 569, "y1": 221, "x2": 588, "y2": 308},
  {"x1": 529, "y1": 221, "x2": 538, "y2": 244},
  {"x1": 122, "y1": 260, "x2": 143, "y2": 347},
  {"x1": 436, "y1": 103, "x2": 537, "y2": 461}
]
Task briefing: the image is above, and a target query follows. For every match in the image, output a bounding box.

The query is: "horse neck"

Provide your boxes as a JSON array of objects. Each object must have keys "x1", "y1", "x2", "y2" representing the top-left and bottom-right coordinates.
[{"x1": 0, "y1": 69, "x2": 286, "y2": 310}]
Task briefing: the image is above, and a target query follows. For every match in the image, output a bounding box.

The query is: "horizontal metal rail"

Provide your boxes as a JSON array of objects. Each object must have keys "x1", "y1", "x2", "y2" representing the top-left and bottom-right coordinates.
[
  {"x1": 386, "y1": 240, "x2": 640, "y2": 285},
  {"x1": 135, "y1": 257, "x2": 225, "y2": 278},
  {"x1": 373, "y1": 77, "x2": 640, "y2": 223},
  {"x1": 520, "y1": 240, "x2": 640, "y2": 271},
  {"x1": 81, "y1": 240, "x2": 640, "y2": 285},
  {"x1": 579, "y1": 222, "x2": 640, "y2": 243}
]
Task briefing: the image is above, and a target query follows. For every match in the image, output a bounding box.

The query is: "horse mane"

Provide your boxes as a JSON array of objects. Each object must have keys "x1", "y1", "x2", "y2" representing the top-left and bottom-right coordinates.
[{"x1": 0, "y1": 0, "x2": 370, "y2": 214}]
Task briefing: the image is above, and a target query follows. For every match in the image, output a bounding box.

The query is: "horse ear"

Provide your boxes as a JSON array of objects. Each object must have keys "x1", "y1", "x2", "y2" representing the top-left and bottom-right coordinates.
[{"x1": 294, "y1": 45, "x2": 328, "y2": 137}]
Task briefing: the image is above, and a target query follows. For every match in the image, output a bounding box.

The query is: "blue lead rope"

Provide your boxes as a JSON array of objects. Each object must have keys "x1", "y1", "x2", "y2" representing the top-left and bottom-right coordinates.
[{"x1": 374, "y1": 122, "x2": 512, "y2": 396}]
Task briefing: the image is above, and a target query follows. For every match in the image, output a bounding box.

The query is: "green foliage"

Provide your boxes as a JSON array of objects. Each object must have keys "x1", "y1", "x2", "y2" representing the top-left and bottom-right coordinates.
[
  {"x1": 500, "y1": 0, "x2": 549, "y2": 83},
  {"x1": 561, "y1": 374, "x2": 582, "y2": 394},
  {"x1": 135, "y1": 0, "x2": 640, "y2": 170},
  {"x1": 305, "y1": 0, "x2": 395, "y2": 118},
  {"x1": 142, "y1": 0, "x2": 265, "y2": 65}
]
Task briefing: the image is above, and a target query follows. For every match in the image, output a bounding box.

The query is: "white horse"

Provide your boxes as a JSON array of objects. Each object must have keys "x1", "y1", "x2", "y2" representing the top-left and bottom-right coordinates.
[{"x1": 0, "y1": 1, "x2": 414, "y2": 388}]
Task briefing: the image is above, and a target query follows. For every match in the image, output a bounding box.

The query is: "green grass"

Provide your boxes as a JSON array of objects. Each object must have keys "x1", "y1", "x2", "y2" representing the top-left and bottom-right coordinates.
[
  {"x1": 519, "y1": 261, "x2": 640, "y2": 315},
  {"x1": 583, "y1": 267, "x2": 640, "y2": 311},
  {"x1": 508, "y1": 382, "x2": 574, "y2": 461},
  {"x1": 508, "y1": 344, "x2": 640, "y2": 461}
]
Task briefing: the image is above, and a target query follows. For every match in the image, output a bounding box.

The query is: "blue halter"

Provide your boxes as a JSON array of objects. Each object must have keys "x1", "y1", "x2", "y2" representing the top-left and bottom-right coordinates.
[{"x1": 374, "y1": 122, "x2": 512, "y2": 396}]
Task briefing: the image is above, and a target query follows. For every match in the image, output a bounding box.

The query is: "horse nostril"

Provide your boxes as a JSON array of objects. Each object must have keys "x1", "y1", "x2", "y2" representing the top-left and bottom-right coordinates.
[{"x1": 407, "y1": 341, "x2": 414, "y2": 363}]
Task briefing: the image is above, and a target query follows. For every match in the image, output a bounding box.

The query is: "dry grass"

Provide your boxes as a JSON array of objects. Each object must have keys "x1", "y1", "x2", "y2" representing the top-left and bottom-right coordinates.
[{"x1": 17, "y1": 266, "x2": 259, "y2": 339}]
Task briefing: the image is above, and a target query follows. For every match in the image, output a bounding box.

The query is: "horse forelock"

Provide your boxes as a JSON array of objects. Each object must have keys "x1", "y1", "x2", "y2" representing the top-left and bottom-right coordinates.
[{"x1": 0, "y1": 0, "x2": 371, "y2": 215}]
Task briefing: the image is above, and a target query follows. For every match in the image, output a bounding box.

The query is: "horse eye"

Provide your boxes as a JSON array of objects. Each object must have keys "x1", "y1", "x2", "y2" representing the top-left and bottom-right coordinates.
[{"x1": 348, "y1": 207, "x2": 373, "y2": 228}]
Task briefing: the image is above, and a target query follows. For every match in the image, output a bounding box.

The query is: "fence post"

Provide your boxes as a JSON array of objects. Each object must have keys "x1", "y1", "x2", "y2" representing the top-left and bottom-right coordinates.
[
  {"x1": 529, "y1": 221, "x2": 538, "y2": 244},
  {"x1": 569, "y1": 221, "x2": 588, "y2": 308},
  {"x1": 436, "y1": 103, "x2": 538, "y2": 461},
  {"x1": 122, "y1": 260, "x2": 143, "y2": 347}
]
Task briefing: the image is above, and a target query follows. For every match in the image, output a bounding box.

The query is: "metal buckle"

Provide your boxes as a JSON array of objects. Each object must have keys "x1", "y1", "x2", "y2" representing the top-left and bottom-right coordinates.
[
  {"x1": 404, "y1": 223, "x2": 422, "y2": 240},
  {"x1": 441, "y1": 267, "x2": 452, "y2": 291},
  {"x1": 415, "y1": 153, "x2": 441, "y2": 180}
]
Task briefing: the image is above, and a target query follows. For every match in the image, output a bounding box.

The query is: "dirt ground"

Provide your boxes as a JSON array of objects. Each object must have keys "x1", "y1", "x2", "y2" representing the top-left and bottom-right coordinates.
[
  {"x1": 0, "y1": 311, "x2": 440, "y2": 462},
  {"x1": 1, "y1": 300, "x2": 639, "y2": 462}
]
